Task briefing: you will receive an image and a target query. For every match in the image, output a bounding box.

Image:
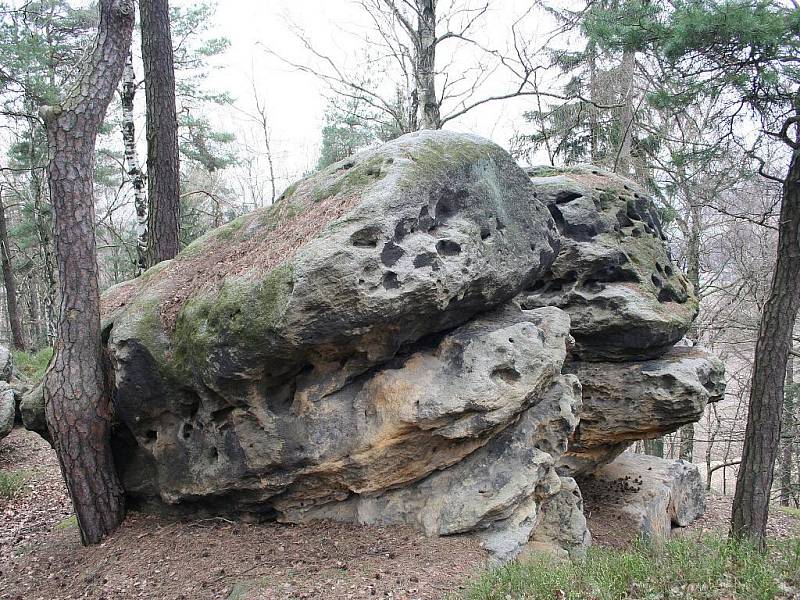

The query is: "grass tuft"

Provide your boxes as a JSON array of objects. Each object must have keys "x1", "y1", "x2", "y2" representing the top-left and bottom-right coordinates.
[
  {"x1": 0, "y1": 470, "x2": 26, "y2": 499},
  {"x1": 460, "y1": 535, "x2": 800, "y2": 600},
  {"x1": 11, "y1": 347, "x2": 53, "y2": 383}
]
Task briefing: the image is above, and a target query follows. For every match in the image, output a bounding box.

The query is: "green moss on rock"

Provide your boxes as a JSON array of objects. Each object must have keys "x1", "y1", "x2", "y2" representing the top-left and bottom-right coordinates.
[
  {"x1": 313, "y1": 156, "x2": 388, "y2": 202},
  {"x1": 171, "y1": 263, "x2": 295, "y2": 371}
]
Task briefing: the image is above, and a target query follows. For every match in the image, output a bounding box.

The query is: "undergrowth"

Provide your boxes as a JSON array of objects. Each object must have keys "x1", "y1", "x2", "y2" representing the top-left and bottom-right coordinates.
[
  {"x1": 11, "y1": 347, "x2": 52, "y2": 382},
  {"x1": 0, "y1": 470, "x2": 26, "y2": 499},
  {"x1": 461, "y1": 535, "x2": 800, "y2": 600}
]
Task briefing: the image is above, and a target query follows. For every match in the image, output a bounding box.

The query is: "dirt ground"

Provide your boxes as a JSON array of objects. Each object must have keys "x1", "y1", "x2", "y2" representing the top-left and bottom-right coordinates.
[
  {"x1": 0, "y1": 428, "x2": 487, "y2": 600},
  {"x1": 2, "y1": 427, "x2": 799, "y2": 600}
]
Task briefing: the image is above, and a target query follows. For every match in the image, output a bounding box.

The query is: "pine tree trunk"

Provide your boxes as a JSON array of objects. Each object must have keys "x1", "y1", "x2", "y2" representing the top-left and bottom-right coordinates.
[
  {"x1": 140, "y1": 0, "x2": 180, "y2": 267},
  {"x1": 680, "y1": 201, "x2": 703, "y2": 461},
  {"x1": 415, "y1": 0, "x2": 440, "y2": 130},
  {"x1": 121, "y1": 50, "x2": 148, "y2": 274},
  {"x1": 731, "y1": 146, "x2": 800, "y2": 548},
  {"x1": 27, "y1": 123, "x2": 57, "y2": 344},
  {"x1": 616, "y1": 49, "x2": 635, "y2": 174},
  {"x1": 643, "y1": 438, "x2": 664, "y2": 457},
  {"x1": 780, "y1": 357, "x2": 795, "y2": 506},
  {"x1": 40, "y1": 0, "x2": 134, "y2": 546},
  {"x1": 588, "y1": 44, "x2": 599, "y2": 163},
  {"x1": 0, "y1": 192, "x2": 25, "y2": 351}
]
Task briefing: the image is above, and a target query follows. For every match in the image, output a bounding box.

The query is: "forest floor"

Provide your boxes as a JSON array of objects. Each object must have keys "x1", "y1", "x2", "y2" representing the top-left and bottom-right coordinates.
[{"x1": 1, "y1": 427, "x2": 799, "y2": 600}]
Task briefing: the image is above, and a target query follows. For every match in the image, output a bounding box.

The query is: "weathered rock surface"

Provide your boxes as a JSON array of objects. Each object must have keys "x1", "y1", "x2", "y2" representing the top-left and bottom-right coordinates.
[
  {"x1": 559, "y1": 346, "x2": 725, "y2": 476},
  {"x1": 521, "y1": 166, "x2": 698, "y2": 361},
  {"x1": 92, "y1": 131, "x2": 586, "y2": 562},
  {"x1": 103, "y1": 130, "x2": 559, "y2": 406},
  {"x1": 580, "y1": 452, "x2": 706, "y2": 540},
  {"x1": 0, "y1": 382, "x2": 14, "y2": 440},
  {"x1": 0, "y1": 345, "x2": 11, "y2": 383},
  {"x1": 117, "y1": 304, "x2": 573, "y2": 522},
  {"x1": 0, "y1": 346, "x2": 14, "y2": 440},
  {"x1": 524, "y1": 476, "x2": 591, "y2": 561},
  {"x1": 276, "y1": 373, "x2": 582, "y2": 562},
  {"x1": 20, "y1": 382, "x2": 47, "y2": 442}
]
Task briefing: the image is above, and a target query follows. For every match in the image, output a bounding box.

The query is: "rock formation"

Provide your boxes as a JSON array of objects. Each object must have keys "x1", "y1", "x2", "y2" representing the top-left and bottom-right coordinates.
[
  {"x1": 0, "y1": 345, "x2": 22, "y2": 440},
  {"x1": 22, "y1": 131, "x2": 723, "y2": 561},
  {"x1": 522, "y1": 166, "x2": 698, "y2": 361},
  {"x1": 580, "y1": 452, "x2": 707, "y2": 541}
]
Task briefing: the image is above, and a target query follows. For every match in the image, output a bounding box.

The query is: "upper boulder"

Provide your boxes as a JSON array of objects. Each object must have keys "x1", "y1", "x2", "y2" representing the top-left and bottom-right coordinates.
[
  {"x1": 520, "y1": 166, "x2": 698, "y2": 361},
  {"x1": 103, "y1": 131, "x2": 559, "y2": 400}
]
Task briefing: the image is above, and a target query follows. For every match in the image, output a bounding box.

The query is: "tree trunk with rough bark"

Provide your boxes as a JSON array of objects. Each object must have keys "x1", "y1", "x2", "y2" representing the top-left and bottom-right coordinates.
[
  {"x1": 121, "y1": 50, "x2": 148, "y2": 274},
  {"x1": 780, "y1": 357, "x2": 795, "y2": 506},
  {"x1": 616, "y1": 48, "x2": 635, "y2": 174},
  {"x1": 680, "y1": 201, "x2": 703, "y2": 462},
  {"x1": 415, "y1": 0, "x2": 440, "y2": 130},
  {"x1": 731, "y1": 145, "x2": 800, "y2": 548},
  {"x1": 0, "y1": 192, "x2": 25, "y2": 351},
  {"x1": 140, "y1": 0, "x2": 180, "y2": 267},
  {"x1": 40, "y1": 0, "x2": 134, "y2": 546},
  {"x1": 643, "y1": 438, "x2": 664, "y2": 457}
]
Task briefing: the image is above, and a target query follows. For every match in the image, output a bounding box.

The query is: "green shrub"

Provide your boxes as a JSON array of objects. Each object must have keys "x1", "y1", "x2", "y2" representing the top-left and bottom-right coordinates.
[
  {"x1": 461, "y1": 535, "x2": 800, "y2": 600},
  {"x1": 12, "y1": 347, "x2": 53, "y2": 383}
]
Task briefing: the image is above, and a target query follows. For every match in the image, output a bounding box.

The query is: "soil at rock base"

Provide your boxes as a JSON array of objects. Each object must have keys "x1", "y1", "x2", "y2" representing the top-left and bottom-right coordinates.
[
  {"x1": 1, "y1": 428, "x2": 486, "y2": 600},
  {"x1": 2, "y1": 428, "x2": 799, "y2": 599}
]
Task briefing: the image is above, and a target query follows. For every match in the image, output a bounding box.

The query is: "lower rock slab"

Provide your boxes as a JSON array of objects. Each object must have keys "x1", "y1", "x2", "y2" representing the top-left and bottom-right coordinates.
[{"x1": 578, "y1": 452, "x2": 705, "y2": 546}]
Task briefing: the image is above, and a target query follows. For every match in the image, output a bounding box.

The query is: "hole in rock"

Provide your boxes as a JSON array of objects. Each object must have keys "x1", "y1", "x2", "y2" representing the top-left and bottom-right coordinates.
[
  {"x1": 212, "y1": 406, "x2": 235, "y2": 426},
  {"x1": 480, "y1": 225, "x2": 491, "y2": 240},
  {"x1": 382, "y1": 271, "x2": 400, "y2": 290},
  {"x1": 145, "y1": 430, "x2": 157, "y2": 442},
  {"x1": 182, "y1": 423, "x2": 194, "y2": 440},
  {"x1": 381, "y1": 242, "x2": 405, "y2": 267},
  {"x1": 664, "y1": 265, "x2": 674, "y2": 276},
  {"x1": 413, "y1": 253, "x2": 437, "y2": 268},
  {"x1": 554, "y1": 191, "x2": 582, "y2": 204},
  {"x1": 491, "y1": 367, "x2": 522, "y2": 384},
  {"x1": 418, "y1": 205, "x2": 435, "y2": 231},
  {"x1": 658, "y1": 287, "x2": 685, "y2": 303},
  {"x1": 394, "y1": 218, "x2": 417, "y2": 241},
  {"x1": 436, "y1": 240, "x2": 462, "y2": 256},
  {"x1": 350, "y1": 227, "x2": 381, "y2": 248},
  {"x1": 207, "y1": 447, "x2": 219, "y2": 462},
  {"x1": 651, "y1": 274, "x2": 663, "y2": 288}
]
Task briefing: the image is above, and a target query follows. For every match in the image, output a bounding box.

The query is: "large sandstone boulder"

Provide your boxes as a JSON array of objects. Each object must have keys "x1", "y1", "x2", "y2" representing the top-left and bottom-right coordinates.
[
  {"x1": 94, "y1": 131, "x2": 584, "y2": 561},
  {"x1": 21, "y1": 133, "x2": 722, "y2": 562},
  {"x1": 103, "y1": 130, "x2": 559, "y2": 404},
  {"x1": 521, "y1": 166, "x2": 698, "y2": 361},
  {"x1": 579, "y1": 452, "x2": 706, "y2": 541},
  {"x1": 559, "y1": 346, "x2": 725, "y2": 476}
]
